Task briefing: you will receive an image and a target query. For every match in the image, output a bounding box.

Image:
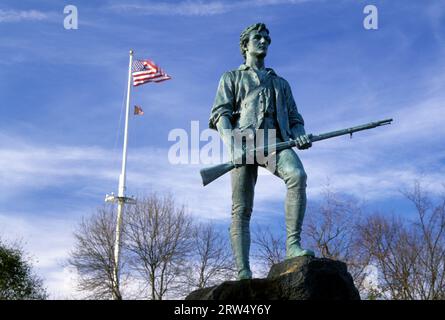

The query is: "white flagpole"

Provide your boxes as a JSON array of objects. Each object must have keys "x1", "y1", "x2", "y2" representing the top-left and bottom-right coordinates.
[
  {"x1": 119, "y1": 49, "x2": 134, "y2": 199},
  {"x1": 109, "y1": 49, "x2": 134, "y2": 300}
]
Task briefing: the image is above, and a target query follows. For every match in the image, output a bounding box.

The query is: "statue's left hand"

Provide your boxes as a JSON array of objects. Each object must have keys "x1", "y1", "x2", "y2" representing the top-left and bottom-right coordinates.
[{"x1": 296, "y1": 134, "x2": 312, "y2": 150}]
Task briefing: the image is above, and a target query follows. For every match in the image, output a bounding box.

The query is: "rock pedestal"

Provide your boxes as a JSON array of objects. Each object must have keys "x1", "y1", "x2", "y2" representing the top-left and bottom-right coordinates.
[{"x1": 185, "y1": 256, "x2": 360, "y2": 300}]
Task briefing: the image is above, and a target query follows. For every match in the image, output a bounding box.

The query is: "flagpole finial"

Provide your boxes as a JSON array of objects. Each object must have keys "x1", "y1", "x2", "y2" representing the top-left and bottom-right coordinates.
[{"x1": 129, "y1": 49, "x2": 134, "y2": 55}]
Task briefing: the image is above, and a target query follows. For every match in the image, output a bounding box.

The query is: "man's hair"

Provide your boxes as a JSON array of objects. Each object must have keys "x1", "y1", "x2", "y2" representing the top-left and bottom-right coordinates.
[{"x1": 239, "y1": 23, "x2": 271, "y2": 60}]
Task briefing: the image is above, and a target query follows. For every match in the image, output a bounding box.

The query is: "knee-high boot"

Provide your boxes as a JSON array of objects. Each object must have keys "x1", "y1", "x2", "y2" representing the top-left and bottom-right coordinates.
[
  {"x1": 285, "y1": 186, "x2": 315, "y2": 258},
  {"x1": 230, "y1": 214, "x2": 252, "y2": 279}
]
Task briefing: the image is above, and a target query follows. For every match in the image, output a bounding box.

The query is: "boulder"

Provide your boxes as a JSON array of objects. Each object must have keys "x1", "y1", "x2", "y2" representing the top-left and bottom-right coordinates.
[{"x1": 185, "y1": 256, "x2": 360, "y2": 300}]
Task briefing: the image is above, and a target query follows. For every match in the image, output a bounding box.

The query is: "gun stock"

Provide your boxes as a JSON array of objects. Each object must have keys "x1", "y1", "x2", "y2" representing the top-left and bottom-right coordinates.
[{"x1": 200, "y1": 161, "x2": 235, "y2": 186}]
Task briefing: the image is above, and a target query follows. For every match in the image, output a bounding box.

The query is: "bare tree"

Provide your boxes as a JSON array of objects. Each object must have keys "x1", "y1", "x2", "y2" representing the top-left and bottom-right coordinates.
[
  {"x1": 68, "y1": 193, "x2": 245, "y2": 299},
  {"x1": 305, "y1": 188, "x2": 362, "y2": 259},
  {"x1": 184, "y1": 223, "x2": 236, "y2": 291},
  {"x1": 403, "y1": 182, "x2": 445, "y2": 299},
  {"x1": 358, "y1": 214, "x2": 412, "y2": 299},
  {"x1": 357, "y1": 182, "x2": 445, "y2": 300},
  {"x1": 250, "y1": 188, "x2": 369, "y2": 282},
  {"x1": 304, "y1": 188, "x2": 371, "y2": 293},
  {"x1": 252, "y1": 225, "x2": 286, "y2": 277},
  {"x1": 67, "y1": 205, "x2": 123, "y2": 299},
  {"x1": 123, "y1": 193, "x2": 193, "y2": 300}
]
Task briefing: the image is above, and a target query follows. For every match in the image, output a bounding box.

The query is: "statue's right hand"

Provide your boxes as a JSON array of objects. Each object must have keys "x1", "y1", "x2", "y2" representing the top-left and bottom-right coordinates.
[
  {"x1": 218, "y1": 122, "x2": 249, "y2": 168},
  {"x1": 219, "y1": 128, "x2": 242, "y2": 167}
]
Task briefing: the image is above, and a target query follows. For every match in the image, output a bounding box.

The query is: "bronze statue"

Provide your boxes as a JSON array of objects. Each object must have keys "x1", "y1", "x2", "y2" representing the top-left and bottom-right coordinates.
[{"x1": 209, "y1": 23, "x2": 314, "y2": 280}]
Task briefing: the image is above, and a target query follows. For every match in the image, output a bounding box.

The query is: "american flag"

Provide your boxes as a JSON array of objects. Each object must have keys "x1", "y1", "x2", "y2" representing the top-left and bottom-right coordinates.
[{"x1": 131, "y1": 59, "x2": 171, "y2": 86}]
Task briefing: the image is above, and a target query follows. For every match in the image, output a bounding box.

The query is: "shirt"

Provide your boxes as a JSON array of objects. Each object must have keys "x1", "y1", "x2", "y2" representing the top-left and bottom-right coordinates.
[{"x1": 209, "y1": 64, "x2": 306, "y2": 142}]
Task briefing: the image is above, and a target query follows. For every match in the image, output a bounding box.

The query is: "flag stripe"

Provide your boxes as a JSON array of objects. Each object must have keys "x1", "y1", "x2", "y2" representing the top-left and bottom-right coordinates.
[
  {"x1": 134, "y1": 72, "x2": 161, "y2": 79},
  {"x1": 133, "y1": 70, "x2": 156, "y2": 76},
  {"x1": 134, "y1": 74, "x2": 167, "y2": 81},
  {"x1": 133, "y1": 75, "x2": 171, "y2": 85}
]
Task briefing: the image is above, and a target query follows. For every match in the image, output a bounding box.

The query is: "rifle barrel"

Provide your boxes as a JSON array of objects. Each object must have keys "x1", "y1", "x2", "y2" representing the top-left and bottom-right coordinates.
[
  {"x1": 311, "y1": 118, "x2": 393, "y2": 142},
  {"x1": 255, "y1": 119, "x2": 393, "y2": 154}
]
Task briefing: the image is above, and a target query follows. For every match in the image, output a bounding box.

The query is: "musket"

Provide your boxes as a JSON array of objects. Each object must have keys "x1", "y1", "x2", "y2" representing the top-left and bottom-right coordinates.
[{"x1": 200, "y1": 118, "x2": 393, "y2": 186}]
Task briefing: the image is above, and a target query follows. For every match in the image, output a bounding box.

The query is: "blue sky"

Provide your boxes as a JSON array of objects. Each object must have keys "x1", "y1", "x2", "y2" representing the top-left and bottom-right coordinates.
[{"x1": 0, "y1": 0, "x2": 444, "y2": 298}]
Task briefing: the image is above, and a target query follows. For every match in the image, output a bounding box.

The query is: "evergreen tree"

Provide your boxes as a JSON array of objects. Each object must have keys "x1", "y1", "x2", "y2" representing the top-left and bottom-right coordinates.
[{"x1": 0, "y1": 240, "x2": 47, "y2": 300}]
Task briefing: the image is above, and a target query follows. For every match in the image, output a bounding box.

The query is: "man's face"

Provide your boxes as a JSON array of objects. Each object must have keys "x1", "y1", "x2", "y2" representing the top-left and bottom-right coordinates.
[{"x1": 245, "y1": 29, "x2": 270, "y2": 59}]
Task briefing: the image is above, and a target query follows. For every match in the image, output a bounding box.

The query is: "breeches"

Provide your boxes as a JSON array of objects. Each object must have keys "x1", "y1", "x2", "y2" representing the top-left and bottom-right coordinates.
[{"x1": 230, "y1": 148, "x2": 307, "y2": 224}]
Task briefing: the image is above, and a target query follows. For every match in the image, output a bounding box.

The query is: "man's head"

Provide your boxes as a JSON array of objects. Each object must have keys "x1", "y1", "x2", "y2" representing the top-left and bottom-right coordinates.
[{"x1": 239, "y1": 23, "x2": 271, "y2": 61}]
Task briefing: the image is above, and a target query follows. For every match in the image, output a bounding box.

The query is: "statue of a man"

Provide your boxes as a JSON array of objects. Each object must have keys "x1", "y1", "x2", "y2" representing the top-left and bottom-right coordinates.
[{"x1": 209, "y1": 23, "x2": 314, "y2": 280}]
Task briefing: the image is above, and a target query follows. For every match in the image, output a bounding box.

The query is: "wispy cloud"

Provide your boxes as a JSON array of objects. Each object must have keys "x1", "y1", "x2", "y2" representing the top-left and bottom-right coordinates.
[
  {"x1": 108, "y1": 0, "x2": 312, "y2": 16},
  {"x1": 0, "y1": 137, "x2": 118, "y2": 199},
  {"x1": 0, "y1": 9, "x2": 48, "y2": 23}
]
